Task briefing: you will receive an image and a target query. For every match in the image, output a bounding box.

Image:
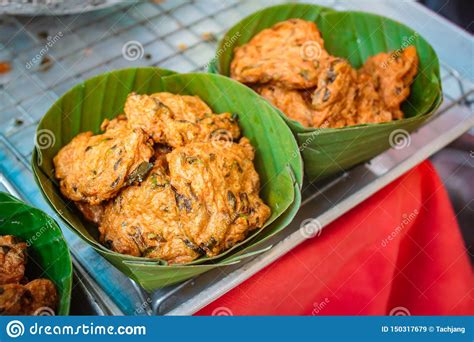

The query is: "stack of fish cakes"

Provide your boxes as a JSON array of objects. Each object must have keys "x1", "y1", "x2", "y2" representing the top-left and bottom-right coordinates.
[
  {"x1": 0, "y1": 235, "x2": 58, "y2": 315},
  {"x1": 231, "y1": 19, "x2": 419, "y2": 128},
  {"x1": 54, "y1": 93, "x2": 271, "y2": 264}
]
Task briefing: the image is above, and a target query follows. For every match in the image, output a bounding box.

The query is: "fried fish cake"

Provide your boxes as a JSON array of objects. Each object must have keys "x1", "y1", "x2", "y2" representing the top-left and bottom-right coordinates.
[
  {"x1": 0, "y1": 235, "x2": 27, "y2": 285},
  {"x1": 257, "y1": 63, "x2": 393, "y2": 128},
  {"x1": 99, "y1": 157, "x2": 200, "y2": 264},
  {"x1": 166, "y1": 138, "x2": 271, "y2": 256},
  {"x1": 359, "y1": 46, "x2": 418, "y2": 119},
  {"x1": 100, "y1": 139, "x2": 271, "y2": 263},
  {"x1": 354, "y1": 73, "x2": 393, "y2": 125},
  {"x1": 99, "y1": 114, "x2": 127, "y2": 131},
  {"x1": 231, "y1": 17, "x2": 418, "y2": 129},
  {"x1": 124, "y1": 92, "x2": 241, "y2": 148},
  {"x1": 24, "y1": 279, "x2": 58, "y2": 315},
  {"x1": 75, "y1": 202, "x2": 105, "y2": 225},
  {"x1": 54, "y1": 117, "x2": 154, "y2": 205},
  {"x1": 257, "y1": 85, "x2": 314, "y2": 127},
  {"x1": 311, "y1": 57, "x2": 358, "y2": 128},
  {"x1": 150, "y1": 92, "x2": 213, "y2": 120},
  {"x1": 231, "y1": 19, "x2": 328, "y2": 89},
  {"x1": 0, "y1": 284, "x2": 31, "y2": 315}
]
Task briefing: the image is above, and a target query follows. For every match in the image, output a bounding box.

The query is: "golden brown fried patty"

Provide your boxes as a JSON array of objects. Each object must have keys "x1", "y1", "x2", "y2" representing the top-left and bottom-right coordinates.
[
  {"x1": 99, "y1": 157, "x2": 200, "y2": 264},
  {"x1": 149, "y1": 92, "x2": 213, "y2": 120},
  {"x1": 231, "y1": 19, "x2": 419, "y2": 129},
  {"x1": 167, "y1": 138, "x2": 271, "y2": 257},
  {"x1": 24, "y1": 279, "x2": 58, "y2": 314},
  {"x1": 0, "y1": 235, "x2": 58, "y2": 315},
  {"x1": 75, "y1": 202, "x2": 105, "y2": 225},
  {"x1": 54, "y1": 117, "x2": 154, "y2": 205},
  {"x1": 257, "y1": 85, "x2": 314, "y2": 127},
  {"x1": 231, "y1": 19, "x2": 327, "y2": 89},
  {"x1": 253, "y1": 51, "x2": 417, "y2": 128},
  {"x1": 57, "y1": 92, "x2": 269, "y2": 263},
  {"x1": 310, "y1": 57, "x2": 358, "y2": 128},
  {"x1": 354, "y1": 74, "x2": 393, "y2": 125},
  {"x1": 124, "y1": 92, "x2": 241, "y2": 148},
  {"x1": 0, "y1": 280, "x2": 58, "y2": 315},
  {"x1": 359, "y1": 45, "x2": 418, "y2": 119},
  {"x1": 0, "y1": 284, "x2": 31, "y2": 315},
  {"x1": 0, "y1": 235, "x2": 27, "y2": 285},
  {"x1": 99, "y1": 139, "x2": 271, "y2": 263}
]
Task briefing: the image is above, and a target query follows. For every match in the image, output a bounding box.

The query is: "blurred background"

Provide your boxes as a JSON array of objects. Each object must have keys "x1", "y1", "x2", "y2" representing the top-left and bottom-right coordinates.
[{"x1": 419, "y1": 0, "x2": 473, "y2": 262}]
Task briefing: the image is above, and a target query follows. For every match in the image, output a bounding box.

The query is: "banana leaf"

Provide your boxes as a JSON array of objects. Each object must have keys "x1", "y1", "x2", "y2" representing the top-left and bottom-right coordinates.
[
  {"x1": 209, "y1": 4, "x2": 442, "y2": 181},
  {"x1": 0, "y1": 192, "x2": 72, "y2": 315},
  {"x1": 31, "y1": 67, "x2": 303, "y2": 290}
]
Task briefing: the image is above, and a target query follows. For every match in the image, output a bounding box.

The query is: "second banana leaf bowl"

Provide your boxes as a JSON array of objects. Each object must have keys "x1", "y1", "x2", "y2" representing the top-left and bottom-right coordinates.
[
  {"x1": 32, "y1": 68, "x2": 303, "y2": 291},
  {"x1": 209, "y1": 3, "x2": 443, "y2": 181},
  {"x1": 0, "y1": 192, "x2": 72, "y2": 315}
]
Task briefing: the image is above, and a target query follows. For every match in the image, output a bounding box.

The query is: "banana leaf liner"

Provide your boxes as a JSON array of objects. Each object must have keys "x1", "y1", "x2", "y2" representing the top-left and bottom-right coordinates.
[
  {"x1": 31, "y1": 67, "x2": 303, "y2": 291},
  {"x1": 209, "y1": 3, "x2": 443, "y2": 181},
  {"x1": 0, "y1": 192, "x2": 72, "y2": 315}
]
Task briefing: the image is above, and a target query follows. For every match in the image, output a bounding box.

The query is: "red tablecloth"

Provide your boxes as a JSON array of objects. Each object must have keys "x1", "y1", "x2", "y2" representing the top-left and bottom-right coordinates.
[{"x1": 197, "y1": 161, "x2": 473, "y2": 315}]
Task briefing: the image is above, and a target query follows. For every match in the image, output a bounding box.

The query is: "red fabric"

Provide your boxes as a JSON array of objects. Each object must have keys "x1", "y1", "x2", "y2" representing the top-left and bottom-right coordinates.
[{"x1": 197, "y1": 161, "x2": 473, "y2": 315}]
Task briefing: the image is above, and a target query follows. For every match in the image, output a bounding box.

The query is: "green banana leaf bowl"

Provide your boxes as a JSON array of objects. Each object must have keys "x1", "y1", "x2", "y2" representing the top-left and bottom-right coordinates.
[
  {"x1": 0, "y1": 192, "x2": 72, "y2": 315},
  {"x1": 209, "y1": 3, "x2": 443, "y2": 181},
  {"x1": 31, "y1": 67, "x2": 303, "y2": 291}
]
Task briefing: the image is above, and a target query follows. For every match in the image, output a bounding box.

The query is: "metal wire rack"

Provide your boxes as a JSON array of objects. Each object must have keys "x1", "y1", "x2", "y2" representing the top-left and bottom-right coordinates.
[{"x1": 0, "y1": 0, "x2": 472, "y2": 315}]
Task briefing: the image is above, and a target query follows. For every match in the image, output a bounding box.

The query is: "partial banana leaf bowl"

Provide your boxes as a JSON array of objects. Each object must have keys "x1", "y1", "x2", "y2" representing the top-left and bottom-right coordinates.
[
  {"x1": 31, "y1": 68, "x2": 303, "y2": 291},
  {"x1": 0, "y1": 192, "x2": 72, "y2": 315},
  {"x1": 209, "y1": 4, "x2": 443, "y2": 181}
]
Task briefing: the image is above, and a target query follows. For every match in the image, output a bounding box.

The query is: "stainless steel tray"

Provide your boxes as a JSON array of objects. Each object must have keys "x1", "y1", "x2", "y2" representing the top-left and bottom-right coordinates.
[{"x1": 0, "y1": 0, "x2": 472, "y2": 315}]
